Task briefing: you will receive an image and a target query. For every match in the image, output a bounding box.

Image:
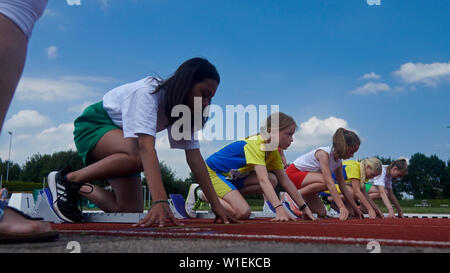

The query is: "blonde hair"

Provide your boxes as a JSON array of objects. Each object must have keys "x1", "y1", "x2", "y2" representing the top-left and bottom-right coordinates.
[
  {"x1": 332, "y1": 128, "x2": 360, "y2": 158},
  {"x1": 259, "y1": 112, "x2": 297, "y2": 156},
  {"x1": 359, "y1": 157, "x2": 382, "y2": 187},
  {"x1": 261, "y1": 112, "x2": 297, "y2": 134}
]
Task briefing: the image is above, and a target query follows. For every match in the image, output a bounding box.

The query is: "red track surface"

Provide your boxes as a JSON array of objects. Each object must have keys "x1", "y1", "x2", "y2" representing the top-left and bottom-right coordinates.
[{"x1": 52, "y1": 218, "x2": 450, "y2": 248}]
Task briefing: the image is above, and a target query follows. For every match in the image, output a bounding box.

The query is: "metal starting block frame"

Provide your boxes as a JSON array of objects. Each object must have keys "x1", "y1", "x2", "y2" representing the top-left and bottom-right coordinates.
[{"x1": 82, "y1": 212, "x2": 146, "y2": 223}]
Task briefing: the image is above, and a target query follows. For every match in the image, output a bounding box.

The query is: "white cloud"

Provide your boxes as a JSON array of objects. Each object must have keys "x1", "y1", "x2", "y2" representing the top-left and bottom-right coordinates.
[
  {"x1": 46, "y1": 46, "x2": 59, "y2": 59},
  {"x1": 393, "y1": 61, "x2": 450, "y2": 86},
  {"x1": 0, "y1": 123, "x2": 76, "y2": 168},
  {"x1": 349, "y1": 81, "x2": 391, "y2": 95},
  {"x1": 43, "y1": 9, "x2": 59, "y2": 17},
  {"x1": 35, "y1": 123, "x2": 76, "y2": 151},
  {"x1": 68, "y1": 101, "x2": 95, "y2": 114},
  {"x1": 3, "y1": 110, "x2": 51, "y2": 130},
  {"x1": 15, "y1": 76, "x2": 114, "y2": 102},
  {"x1": 289, "y1": 116, "x2": 350, "y2": 152},
  {"x1": 361, "y1": 72, "x2": 381, "y2": 80}
]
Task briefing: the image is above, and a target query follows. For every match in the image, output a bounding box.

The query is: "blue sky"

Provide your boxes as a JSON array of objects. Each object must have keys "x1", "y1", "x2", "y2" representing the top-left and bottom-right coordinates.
[{"x1": 1, "y1": 0, "x2": 449, "y2": 179}]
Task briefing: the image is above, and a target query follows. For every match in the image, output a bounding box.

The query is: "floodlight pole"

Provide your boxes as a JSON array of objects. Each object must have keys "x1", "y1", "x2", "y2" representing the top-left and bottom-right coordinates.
[{"x1": 6, "y1": 131, "x2": 12, "y2": 182}]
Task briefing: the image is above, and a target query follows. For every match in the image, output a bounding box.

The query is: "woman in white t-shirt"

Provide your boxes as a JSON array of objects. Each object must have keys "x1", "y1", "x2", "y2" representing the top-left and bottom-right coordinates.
[
  {"x1": 283, "y1": 128, "x2": 362, "y2": 220},
  {"x1": 368, "y1": 159, "x2": 408, "y2": 218},
  {"x1": 48, "y1": 58, "x2": 236, "y2": 227}
]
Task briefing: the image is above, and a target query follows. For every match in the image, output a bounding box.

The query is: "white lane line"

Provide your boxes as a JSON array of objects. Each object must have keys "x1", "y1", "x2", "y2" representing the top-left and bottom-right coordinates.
[{"x1": 58, "y1": 229, "x2": 450, "y2": 247}]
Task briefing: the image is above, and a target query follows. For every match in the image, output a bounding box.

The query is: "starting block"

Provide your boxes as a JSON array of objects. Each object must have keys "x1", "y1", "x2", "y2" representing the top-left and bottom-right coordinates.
[
  {"x1": 20, "y1": 190, "x2": 192, "y2": 223},
  {"x1": 29, "y1": 188, "x2": 63, "y2": 223},
  {"x1": 11, "y1": 188, "x2": 286, "y2": 224},
  {"x1": 82, "y1": 194, "x2": 190, "y2": 223},
  {"x1": 168, "y1": 194, "x2": 190, "y2": 219},
  {"x1": 82, "y1": 212, "x2": 146, "y2": 223},
  {"x1": 263, "y1": 200, "x2": 276, "y2": 213},
  {"x1": 8, "y1": 193, "x2": 35, "y2": 215}
]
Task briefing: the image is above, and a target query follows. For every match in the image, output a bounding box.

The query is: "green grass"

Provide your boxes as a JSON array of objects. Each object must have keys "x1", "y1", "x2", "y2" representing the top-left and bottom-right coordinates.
[
  {"x1": 196, "y1": 198, "x2": 450, "y2": 214},
  {"x1": 374, "y1": 199, "x2": 450, "y2": 214},
  {"x1": 82, "y1": 198, "x2": 450, "y2": 214}
]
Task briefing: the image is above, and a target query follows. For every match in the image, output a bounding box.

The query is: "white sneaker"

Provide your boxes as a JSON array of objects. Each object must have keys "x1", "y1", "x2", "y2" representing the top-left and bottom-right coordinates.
[
  {"x1": 327, "y1": 208, "x2": 339, "y2": 218},
  {"x1": 185, "y1": 183, "x2": 199, "y2": 218},
  {"x1": 280, "y1": 192, "x2": 303, "y2": 218}
]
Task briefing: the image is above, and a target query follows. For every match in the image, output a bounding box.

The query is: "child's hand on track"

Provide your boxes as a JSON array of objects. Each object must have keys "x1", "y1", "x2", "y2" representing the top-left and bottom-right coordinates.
[
  {"x1": 339, "y1": 206, "x2": 349, "y2": 220},
  {"x1": 303, "y1": 207, "x2": 315, "y2": 221},
  {"x1": 272, "y1": 208, "x2": 291, "y2": 222},
  {"x1": 212, "y1": 206, "x2": 240, "y2": 224},
  {"x1": 387, "y1": 208, "x2": 396, "y2": 218},
  {"x1": 133, "y1": 202, "x2": 182, "y2": 228},
  {"x1": 368, "y1": 209, "x2": 377, "y2": 219}
]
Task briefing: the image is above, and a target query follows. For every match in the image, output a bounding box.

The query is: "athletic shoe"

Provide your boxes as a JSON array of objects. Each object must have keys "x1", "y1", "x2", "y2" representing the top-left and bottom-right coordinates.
[
  {"x1": 185, "y1": 183, "x2": 200, "y2": 218},
  {"x1": 280, "y1": 192, "x2": 302, "y2": 218},
  {"x1": 327, "y1": 208, "x2": 340, "y2": 218},
  {"x1": 47, "y1": 166, "x2": 83, "y2": 223}
]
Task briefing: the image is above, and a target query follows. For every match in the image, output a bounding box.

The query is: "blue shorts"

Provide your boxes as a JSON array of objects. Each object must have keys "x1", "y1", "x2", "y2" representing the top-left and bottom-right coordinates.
[{"x1": 206, "y1": 164, "x2": 246, "y2": 198}]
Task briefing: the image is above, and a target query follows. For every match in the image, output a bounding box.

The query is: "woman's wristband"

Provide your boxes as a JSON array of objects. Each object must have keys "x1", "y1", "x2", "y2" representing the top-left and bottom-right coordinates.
[
  {"x1": 273, "y1": 204, "x2": 283, "y2": 210},
  {"x1": 299, "y1": 203, "x2": 308, "y2": 211}
]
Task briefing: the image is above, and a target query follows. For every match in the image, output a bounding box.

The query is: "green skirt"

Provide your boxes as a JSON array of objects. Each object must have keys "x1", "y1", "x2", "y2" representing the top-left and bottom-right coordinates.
[
  {"x1": 73, "y1": 101, "x2": 120, "y2": 166},
  {"x1": 364, "y1": 182, "x2": 373, "y2": 192}
]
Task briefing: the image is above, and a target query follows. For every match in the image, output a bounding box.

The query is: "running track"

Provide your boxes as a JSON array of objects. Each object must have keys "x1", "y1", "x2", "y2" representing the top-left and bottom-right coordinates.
[{"x1": 52, "y1": 217, "x2": 450, "y2": 249}]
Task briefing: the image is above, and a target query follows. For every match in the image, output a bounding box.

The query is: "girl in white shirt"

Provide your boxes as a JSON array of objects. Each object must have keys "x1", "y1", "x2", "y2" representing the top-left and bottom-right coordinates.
[
  {"x1": 285, "y1": 128, "x2": 361, "y2": 220},
  {"x1": 48, "y1": 58, "x2": 235, "y2": 227},
  {"x1": 367, "y1": 159, "x2": 408, "y2": 218}
]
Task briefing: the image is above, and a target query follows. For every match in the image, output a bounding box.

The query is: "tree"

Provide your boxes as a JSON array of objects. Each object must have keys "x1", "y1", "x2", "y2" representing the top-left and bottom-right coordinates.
[
  {"x1": 441, "y1": 160, "x2": 450, "y2": 198},
  {"x1": 375, "y1": 156, "x2": 393, "y2": 165},
  {"x1": 402, "y1": 153, "x2": 446, "y2": 199},
  {"x1": 0, "y1": 158, "x2": 21, "y2": 181},
  {"x1": 19, "y1": 151, "x2": 83, "y2": 182}
]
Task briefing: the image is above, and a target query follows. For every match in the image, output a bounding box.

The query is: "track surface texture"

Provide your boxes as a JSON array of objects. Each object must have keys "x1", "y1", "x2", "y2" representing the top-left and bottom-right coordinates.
[{"x1": 1, "y1": 217, "x2": 449, "y2": 253}]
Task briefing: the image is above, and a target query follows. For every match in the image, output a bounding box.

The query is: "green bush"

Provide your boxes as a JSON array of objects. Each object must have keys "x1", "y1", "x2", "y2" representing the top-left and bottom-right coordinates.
[{"x1": 2, "y1": 181, "x2": 43, "y2": 193}]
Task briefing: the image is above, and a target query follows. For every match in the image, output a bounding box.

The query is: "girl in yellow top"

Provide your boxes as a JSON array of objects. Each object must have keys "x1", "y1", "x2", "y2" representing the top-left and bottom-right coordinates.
[
  {"x1": 331, "y1": 158, "x2": 385, "y2": 219},
  {"x1": 185, "y1": 112, "x2": 315, "y2": 221}
]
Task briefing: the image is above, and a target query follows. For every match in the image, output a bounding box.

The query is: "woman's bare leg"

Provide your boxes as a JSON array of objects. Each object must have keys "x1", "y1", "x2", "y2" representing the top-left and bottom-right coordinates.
[
  {"x1": 0, "y1": 14, "x2": 27, "y2": 130},
  {"x1": 0, "y1": 14, "x2": 54, "y2": 237},
  {"x1": 66, "y1": 129, "x2": 144, "y2": 211}
]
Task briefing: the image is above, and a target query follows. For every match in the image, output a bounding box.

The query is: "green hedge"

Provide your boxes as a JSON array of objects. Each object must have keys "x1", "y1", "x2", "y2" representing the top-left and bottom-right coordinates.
[{"x1": 1, "y1": 181, "x2": 44, "y2": 193}]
